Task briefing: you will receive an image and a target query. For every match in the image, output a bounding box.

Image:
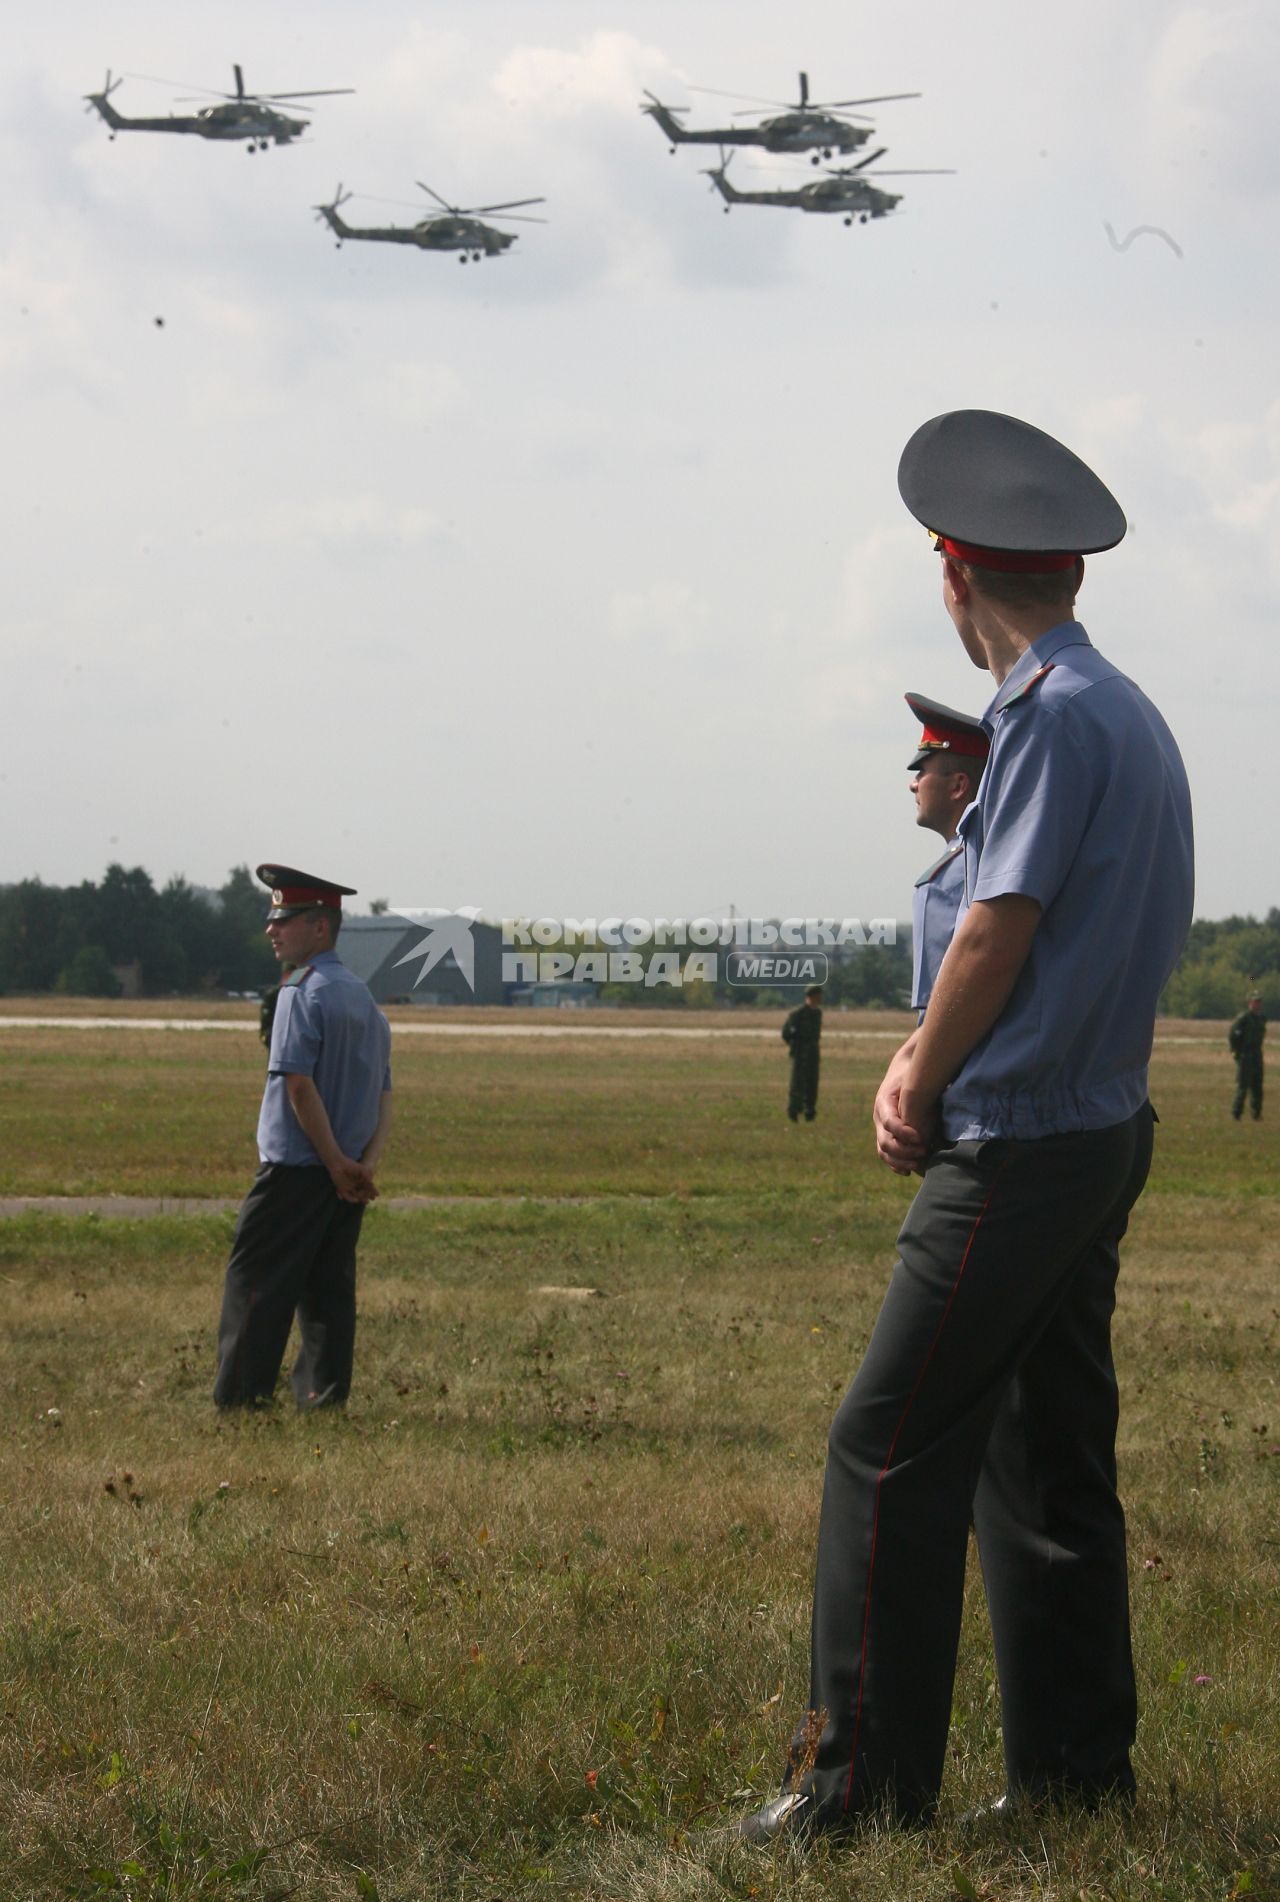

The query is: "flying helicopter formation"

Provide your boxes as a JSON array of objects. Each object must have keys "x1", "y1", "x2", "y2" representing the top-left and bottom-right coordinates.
[
  {"x1": 643, "y1": 69, "x2": 951, "y2": 228},
  {"x1": 83, "y1": 58, "x2": 547, "y2": 265},
  {"x1": 81, "y1": 56, "x2": 950, "y2": 267}
]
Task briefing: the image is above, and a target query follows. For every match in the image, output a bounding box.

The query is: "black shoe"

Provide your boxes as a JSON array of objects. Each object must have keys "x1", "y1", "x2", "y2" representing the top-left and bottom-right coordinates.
[
  {"x1": 804, "y1": 1112, "x2": 816, "y2": 1121},
  {"x1": 725, "y1": 1791, "x2": 813, "y2": 1845},
  {"x1": 787, "y1": 1110, "x2": 799, "y2": 1123}
]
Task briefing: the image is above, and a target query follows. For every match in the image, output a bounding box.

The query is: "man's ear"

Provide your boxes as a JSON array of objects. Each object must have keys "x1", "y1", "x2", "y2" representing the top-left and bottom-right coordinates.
[{"x1": 942, "y1": 556, "x2": 969, "y2": 606}]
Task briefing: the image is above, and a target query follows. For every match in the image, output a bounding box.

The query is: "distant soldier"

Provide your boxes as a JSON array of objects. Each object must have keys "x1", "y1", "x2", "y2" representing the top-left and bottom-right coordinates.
[
  {"x1": 214, "y1": 865, "x2": 393, "y2": 1411},
  {"x1": 904, "y1": 695, "x2": 990, "y2": 1021},
  {"x1": 782, "y1": 984, "x2": 823, "y2": 1122},
  {"x1": 1229, "y1": 990, "x2": 1266, "y2": 1121}
]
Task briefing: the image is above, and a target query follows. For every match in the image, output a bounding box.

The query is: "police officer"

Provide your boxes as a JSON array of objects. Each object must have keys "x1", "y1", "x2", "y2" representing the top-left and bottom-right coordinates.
[
  {"x1": 214, "y1": 865, "x2": 393, "y2": 1410},
  {"x1": 782, "y1": 985, "x2": 824, "y2": 1121},
  {"x1": 904, "y1": 695, "x2": 990, "y2": 1020},
  {"x1": 734, "y1": 411, "x2": 1193, "y2": 1842},
  {"x1": 1229, "y1": 990, "x2": 1266, "y2": 1120}
]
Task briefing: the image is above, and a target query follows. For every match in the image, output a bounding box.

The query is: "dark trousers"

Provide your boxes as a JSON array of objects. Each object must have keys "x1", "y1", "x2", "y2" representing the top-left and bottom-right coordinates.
[
  {"x1": 789, "y1": 1053, "x2": 820, "y2": 1120},
  {"x1": 213, "y1": 1163, "x2": 365, "y2": 1409},
  {"x1": 790, "y1": 1104, "x2": 1154, "y2": 1824},
  {"x1": 1232, "y1": 1055, "x2": 1263, "y2": 1119}
]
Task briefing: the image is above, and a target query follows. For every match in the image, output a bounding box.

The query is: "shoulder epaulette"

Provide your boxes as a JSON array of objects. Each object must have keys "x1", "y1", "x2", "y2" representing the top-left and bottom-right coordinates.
[
  {"x1": 284, "y1": 964, "x2": 315, "y2": 988},
  {"x1": 993, "y1": 662, "x2": 1055, "y2": 715},
  {"x1": 914, "y1": 840, "x2": 963, "y2": 889}
]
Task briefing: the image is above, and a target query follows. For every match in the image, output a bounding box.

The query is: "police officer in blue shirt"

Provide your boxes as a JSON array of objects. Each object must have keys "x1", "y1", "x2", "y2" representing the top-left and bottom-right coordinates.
[
  {"x1": 905, "y1": 694, "x2": 990, "y2": 1020},
  {"x1": 214, "y1": 865, "x2": 393, "y2": 1410},
  {"x1": 735, "y1": 411, "x2": 1194, "y2": 1843}
]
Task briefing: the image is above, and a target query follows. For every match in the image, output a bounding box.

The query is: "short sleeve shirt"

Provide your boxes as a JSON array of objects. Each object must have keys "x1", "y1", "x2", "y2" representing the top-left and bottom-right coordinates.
[
  {"x1": 942, "y1": 622, "x2": 1194, "y2": 1141},
  {"x1": 910, "y1": 840, "x2": 965, "y2": 1019},
  {"x1": 257, "y1": 951, "x2": 392, "y2": 1165}
]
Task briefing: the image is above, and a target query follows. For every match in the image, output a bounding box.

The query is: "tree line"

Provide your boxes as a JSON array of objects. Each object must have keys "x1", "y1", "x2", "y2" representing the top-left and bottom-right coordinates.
[
  {"x1": 0, "y1": 865, "x2": 1275, "y2": 1014},
  {"x1": 1159, "y1": 910, "x2": 1280, "y2": 1019},
  {"x1": 0, "y1": 865, "x2": 275, "y2": 997}
]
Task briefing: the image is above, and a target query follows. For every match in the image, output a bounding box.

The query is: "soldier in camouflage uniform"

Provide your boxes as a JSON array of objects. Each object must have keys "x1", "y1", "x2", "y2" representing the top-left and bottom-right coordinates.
[
  {"x1": 782, "y1": 984, "x2": 823, "y2": 1122},
  {"x1": 1229, "y1": 991, "x2": 1266, "y2": 1120}
]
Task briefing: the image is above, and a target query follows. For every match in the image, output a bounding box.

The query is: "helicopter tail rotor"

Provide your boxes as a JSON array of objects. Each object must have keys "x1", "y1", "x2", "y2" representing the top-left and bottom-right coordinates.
[
  {"x1": 641, "y1": 89, "x2": 690, "y2": 116},
  {"x1": 314, "y1": 183, "x2": 351, "y2": 217},
  {"x1": 85, "y1": 69, "x2": 122, "y2": 109}
]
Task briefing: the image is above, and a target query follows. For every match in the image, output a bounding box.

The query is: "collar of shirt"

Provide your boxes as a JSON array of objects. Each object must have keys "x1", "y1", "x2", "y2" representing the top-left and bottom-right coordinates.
[
  {"x1": 982, "y1": 621, "x2": 1093, "y2": 724},
  {"x1": 303, "y1": 950, "x2": 341, "y2": 969}
]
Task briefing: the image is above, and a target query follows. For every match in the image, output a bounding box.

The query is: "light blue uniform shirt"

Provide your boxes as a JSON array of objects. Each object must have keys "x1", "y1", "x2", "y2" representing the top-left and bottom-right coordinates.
[
  {"x1": 911, "y1": 840, "x2": 965, "y2": 1020},
  {"x1": 257, "y1": 951, "x2": 392, "y2": 1166},
  {"x1": 943, "y1": 622, "x2": 1193, "y2": 1142}
]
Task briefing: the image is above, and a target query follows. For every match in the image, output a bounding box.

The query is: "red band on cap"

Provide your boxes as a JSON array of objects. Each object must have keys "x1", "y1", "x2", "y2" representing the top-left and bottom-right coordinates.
[
  {"x1": 940, "y1": 537, "x2": 1079, "y2": 574},
  {"x1": 275, "y1": 884, "x2": 342, "y2": 910},
  {"x1": 918, "y1": 719, "x2": 990, "y2": 758}
]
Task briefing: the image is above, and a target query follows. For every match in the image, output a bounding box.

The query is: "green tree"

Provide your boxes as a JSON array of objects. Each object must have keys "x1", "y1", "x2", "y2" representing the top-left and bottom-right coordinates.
[
  {"x1": 0, "y1": 879, "x2": 64, "y2": 992},
  {"x1": 55, "y1": 944, "x2": 122, "y2": 998}
]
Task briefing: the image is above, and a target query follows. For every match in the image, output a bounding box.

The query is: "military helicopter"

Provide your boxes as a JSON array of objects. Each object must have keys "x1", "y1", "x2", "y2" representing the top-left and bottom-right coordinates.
[
  {"x1": 641, "y1": 71, "x2": 919, "y2": 164},
  {"x1": 315, "y1": 183, "x2": 547, "y2": 262},
  {"x1": 704, "y1": 148, "x2": 953, "y2": 224},
  {"x1": 84, "y1": 64, "x2": 353, "y2": 152}
]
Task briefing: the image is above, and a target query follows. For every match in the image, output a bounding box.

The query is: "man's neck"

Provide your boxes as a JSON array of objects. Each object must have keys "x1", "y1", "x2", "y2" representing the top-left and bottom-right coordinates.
[{"x1": 975, "y1": 610, "x2": 1074, "y2": 686}]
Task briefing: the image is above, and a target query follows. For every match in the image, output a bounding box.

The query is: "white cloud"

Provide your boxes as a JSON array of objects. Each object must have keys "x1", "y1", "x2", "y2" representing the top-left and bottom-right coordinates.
[{"x1": 493, "y1": 31, "x2": 673, "y2": 116}]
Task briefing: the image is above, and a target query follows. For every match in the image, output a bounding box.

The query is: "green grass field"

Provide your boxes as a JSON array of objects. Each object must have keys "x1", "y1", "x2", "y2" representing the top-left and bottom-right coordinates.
[{"x1": 0, "y1": 1008, "x2": 1276, "y2": 1899}]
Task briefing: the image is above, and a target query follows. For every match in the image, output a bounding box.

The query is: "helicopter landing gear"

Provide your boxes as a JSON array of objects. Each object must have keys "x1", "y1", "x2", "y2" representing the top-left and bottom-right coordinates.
[{"x1": 844, "y1": 215, "x2": 853, "y2": 225}]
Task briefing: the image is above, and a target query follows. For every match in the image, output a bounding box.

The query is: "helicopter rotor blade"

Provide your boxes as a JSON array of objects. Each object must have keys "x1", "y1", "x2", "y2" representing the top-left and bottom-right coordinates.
[
  {"x1": 467, "y1": 197, "x2": 546, "y2": 215},
  {"x1": 798, "y1": 70, "x2": 809, "y2": 108},
  {"x1": 843, "y1": 146, "x2": 888, "y2": 174},
  {"x1": 233, "y1": 63, "x2": 245, "y2": 100},
  {"x1": 349, "y1": 192, "x2": 434, "y2": 211},
  {"x1": 689, "y1": 84, "x2": 797, "y2": 107},
  {"x1": 125, "y1": 70, "x2": 227, "y2": 96},
  {"x1": 416, "y1": 182, "x2": 458, "y2": 214},
  {"x1": 483, "y1": 213, "x2": 548, "y2": 225},
  {"x1": 823, "y1": 91, "x2": 922, "y2": 107},
  {"x1": 852, "y1": 168, "x2": 955, "y2": 176},
  {"x1": 256, "y1": 87, "x2": 356, "y2": 99}
]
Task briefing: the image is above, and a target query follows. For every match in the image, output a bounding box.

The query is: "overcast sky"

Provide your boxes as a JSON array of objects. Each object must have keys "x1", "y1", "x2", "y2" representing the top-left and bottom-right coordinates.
[{"x1": 5, "y1": 0, "x2": 1275, "y2": 924}]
